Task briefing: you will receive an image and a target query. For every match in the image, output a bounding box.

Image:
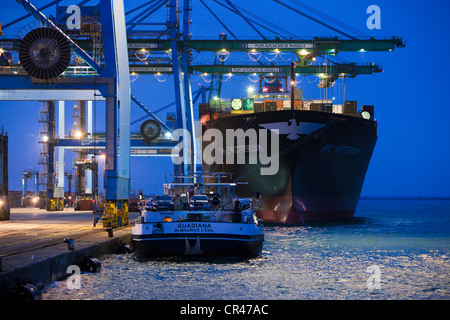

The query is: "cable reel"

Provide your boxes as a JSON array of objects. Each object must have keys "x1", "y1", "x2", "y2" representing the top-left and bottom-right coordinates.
[
  {"x1": 140, "y1": 119, "x2": 161, "y2": 142},
  {"x1": 19, "y1": 27, "x2": 71, "y2": 80}
]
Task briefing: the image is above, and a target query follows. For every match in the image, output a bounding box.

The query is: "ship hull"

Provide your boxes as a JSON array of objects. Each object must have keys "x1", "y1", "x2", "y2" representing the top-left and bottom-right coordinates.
[
  {"x1": 132, "y1": 221, "x2": 264, "y2": 257},
  {"x1": 203, "y1": 110, "x2": 377, "y2": 224},
  {"x1": 133, "y1": 234, "x2": 264, "y2": 257}
]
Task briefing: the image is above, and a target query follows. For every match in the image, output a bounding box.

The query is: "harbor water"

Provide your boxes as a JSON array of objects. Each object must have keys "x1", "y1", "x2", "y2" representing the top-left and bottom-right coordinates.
[{"x1": 42, "y1": 199, "x2": 450, "y2": 300}]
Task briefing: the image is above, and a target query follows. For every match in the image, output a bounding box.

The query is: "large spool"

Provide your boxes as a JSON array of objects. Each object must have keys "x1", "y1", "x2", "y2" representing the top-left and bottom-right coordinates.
[
  {"x1": 140, "y1": 119, "x2": 161, "y2": 142},
  {"x1": 19, "y1": 27, "x2": 71, "y2": 80}
]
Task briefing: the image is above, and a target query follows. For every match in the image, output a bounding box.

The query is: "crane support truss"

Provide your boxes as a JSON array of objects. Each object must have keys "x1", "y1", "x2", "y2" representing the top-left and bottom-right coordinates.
[
  {"x1": 126, "y1": 37, "x2": 404, "y2": 53},
  {"x1": 1, "y1": 37, "x2": 403, "y2": 77},
  {"x1": 0, "y1": 37, "x2": 404, "y2": 53},
  {"x1": 127, "y1": 63, "x2": 382, "y2": 77},
  {"x1": 0, "y1": 0, "x2": 131, "y2": 205}
]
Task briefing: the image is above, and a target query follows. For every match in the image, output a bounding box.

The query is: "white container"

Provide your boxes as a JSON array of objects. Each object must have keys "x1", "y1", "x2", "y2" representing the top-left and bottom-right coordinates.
[{"x1": 332, "y1": 104, "x2": 343, "y2": 114}]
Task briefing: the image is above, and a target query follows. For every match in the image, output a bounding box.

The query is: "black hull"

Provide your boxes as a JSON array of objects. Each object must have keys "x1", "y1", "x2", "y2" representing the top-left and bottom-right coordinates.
[
  {"x1": 133, "y1": 234, "x2": 264, "y2": 258},
  {"x1": 203, "y1": 110, "x2": 377, "y2": 224}
]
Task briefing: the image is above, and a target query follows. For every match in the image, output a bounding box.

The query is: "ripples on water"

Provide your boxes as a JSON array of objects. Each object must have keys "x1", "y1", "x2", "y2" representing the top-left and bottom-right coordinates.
[{"x1": 43, "y1": 200, "x2": 450, "y2": 300}]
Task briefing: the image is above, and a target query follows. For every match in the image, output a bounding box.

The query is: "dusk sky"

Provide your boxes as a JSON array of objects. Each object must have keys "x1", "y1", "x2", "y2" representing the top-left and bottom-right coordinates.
[{"x1": 0, "y1": 0, "x2": 449, "y2": 198}]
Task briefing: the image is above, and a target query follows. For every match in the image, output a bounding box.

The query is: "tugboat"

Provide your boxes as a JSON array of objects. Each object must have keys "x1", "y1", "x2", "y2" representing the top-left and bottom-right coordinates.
[{"x1": 132, "y1": 184, "x2": 264, "y2": 257}]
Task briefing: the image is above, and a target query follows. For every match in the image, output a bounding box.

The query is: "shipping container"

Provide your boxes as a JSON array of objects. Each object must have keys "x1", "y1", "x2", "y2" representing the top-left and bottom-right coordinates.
[
  {"x1": 310, "y1": 103, "x2": 323, "y2": 111},
  {"x1": 254, "y1": 102, "x2": 264, "y2": 113},
  {"x1": 303, "y1": 100, "x2": 312, "y2": 110},
  {"x1": 276, "y1": 100, "x2": 283, "y2": 110},
  {"x1": 294, "y1": 88, "x2": 303, "y2": 100},
  {"x1": 282, "y1": 100, "x2": 291, "y2": 109},
  {"x1": 323, "y1": 103, "x2": 332, "y2": 113},
  {"x1": 312, "y1": 99, "x2": 332, "y2": 104},
  {"x1": 265, "y1": 101, "x2": 277, "y2": 112},
  {"x1": 221, "y1": 102, "x2": 231, "y2": 113},
  {"x1": 279, "y1": 99, "x2": 303, "y2": 110},
  {"x1": 77, "y1": 199, "x2": 94, "y2": 210},
  {"x1": 343, "y1": 101, "x2": 357, "y2": 113},
  {"x1": 210, "y1": 99, "x2": 221, "y2": 106},
  {"x1": 7, "y1": 191, "x2": 20, "y2": 208},
  {"x1": 332, "y1": 104, "x2": 343, "y2": 114},
  {"x1": 210, "y1": 104, "x2": 221, "y2": 113}
]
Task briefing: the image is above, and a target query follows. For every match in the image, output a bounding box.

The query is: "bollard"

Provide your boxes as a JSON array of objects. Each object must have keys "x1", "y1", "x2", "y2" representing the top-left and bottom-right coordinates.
[{"x1": 105, "y1": 227, "x2": 113, "y2": 237}]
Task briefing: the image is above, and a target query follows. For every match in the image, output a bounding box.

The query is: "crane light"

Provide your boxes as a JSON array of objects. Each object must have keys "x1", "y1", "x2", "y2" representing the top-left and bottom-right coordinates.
[{"x1": 299, "y1": 49, "x2": 309, "y2": 56}]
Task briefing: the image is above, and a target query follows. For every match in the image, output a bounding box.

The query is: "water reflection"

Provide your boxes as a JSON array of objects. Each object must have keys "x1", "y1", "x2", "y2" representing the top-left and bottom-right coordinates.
[{"x1": 42, "y1": 200, "x2": 450, "y2": 300}]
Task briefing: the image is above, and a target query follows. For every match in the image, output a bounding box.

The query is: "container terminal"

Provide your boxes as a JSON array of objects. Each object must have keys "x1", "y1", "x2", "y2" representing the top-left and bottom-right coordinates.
[{"x1": 0, "y1": 0, "x2": 403, "y2": 299}]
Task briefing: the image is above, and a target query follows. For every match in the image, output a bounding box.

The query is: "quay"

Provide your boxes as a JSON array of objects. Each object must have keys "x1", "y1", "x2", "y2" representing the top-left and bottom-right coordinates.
[{"x1": 0, "y1": 207, "x2": 138, "y2": 299}]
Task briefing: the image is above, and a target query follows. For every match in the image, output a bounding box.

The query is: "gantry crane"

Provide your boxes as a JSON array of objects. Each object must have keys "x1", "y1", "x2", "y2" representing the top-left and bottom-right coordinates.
[
  {"x1": 0, "y1": 0, "x2": 131, "y2": 225},
  {"x1": 21, "y1": 169, "x2": 39, "y2": 207},
  {"x1": 0, "y1": 0, "x2": 404, "y2": 225}
]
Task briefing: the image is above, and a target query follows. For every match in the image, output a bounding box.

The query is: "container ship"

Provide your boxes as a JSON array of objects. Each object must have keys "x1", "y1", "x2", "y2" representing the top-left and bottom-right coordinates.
[{"x1": 199, "y1": 79, "x2": 377, "y2": 224}]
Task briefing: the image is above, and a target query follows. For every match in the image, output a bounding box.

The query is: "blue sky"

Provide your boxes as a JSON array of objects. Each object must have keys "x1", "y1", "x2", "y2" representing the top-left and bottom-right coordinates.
[{"x1": 0, "y1": 0, "x2": 449, "y2": 197}]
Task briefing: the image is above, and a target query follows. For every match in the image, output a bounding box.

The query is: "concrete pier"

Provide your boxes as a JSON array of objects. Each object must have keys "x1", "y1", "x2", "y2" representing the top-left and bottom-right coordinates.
[{"x1": 0, "y1": 207, "x2": 137, "y2": 299}]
